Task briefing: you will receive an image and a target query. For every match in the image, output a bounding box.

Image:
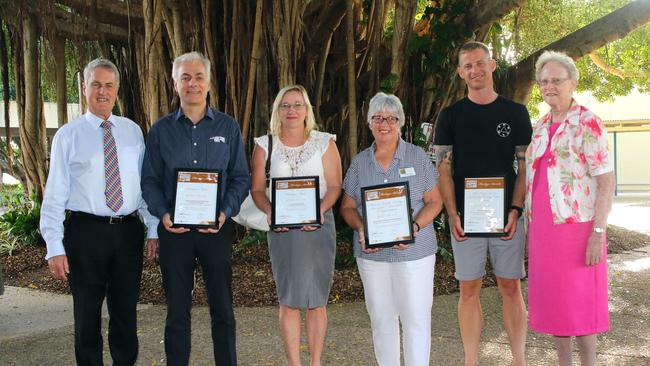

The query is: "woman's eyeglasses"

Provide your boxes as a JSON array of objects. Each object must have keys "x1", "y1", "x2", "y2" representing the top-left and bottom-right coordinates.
[
  {"x1": 371, "y1": 115, "x2": 399, "y2": 126},
  {"x1": 537, "y1": 78, "x2": 570, "y2": 87},
  {"x1": 279, "y1": 103, "x2": 307, "y2": 111}
]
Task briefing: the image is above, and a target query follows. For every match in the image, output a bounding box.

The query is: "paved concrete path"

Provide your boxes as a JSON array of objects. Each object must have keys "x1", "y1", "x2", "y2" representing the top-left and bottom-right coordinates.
[
  {"x1": 609, "y1": 194, "x2": 650, "y2": 235},
  {"x1": 2, "y1": 244, "x2": 649, "y2": 365}
]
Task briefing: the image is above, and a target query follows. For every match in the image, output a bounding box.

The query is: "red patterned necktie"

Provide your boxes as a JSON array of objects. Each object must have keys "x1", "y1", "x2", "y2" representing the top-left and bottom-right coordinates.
[{"x1": 101, "y1": 120, "x2": 124, "y2": 212}]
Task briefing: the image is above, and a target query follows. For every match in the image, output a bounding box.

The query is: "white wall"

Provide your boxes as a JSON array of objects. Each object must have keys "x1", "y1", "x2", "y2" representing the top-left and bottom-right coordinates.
[
  {"x1": 609, "y1": 131, "x2": 650, "y2": 191},
  {"x1": 0, "y1": 101, "x2": 82, "y2": 129}
]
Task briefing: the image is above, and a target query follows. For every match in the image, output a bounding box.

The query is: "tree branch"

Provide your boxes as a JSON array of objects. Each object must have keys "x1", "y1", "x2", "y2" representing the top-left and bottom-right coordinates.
[
  {"x1": 303, "y1": 0, "x2": 346, "y2": 52},
  {"x1": 52, "y1": 6, "x2": 130, "y2": 42},
  {"x1": 500, "y1": 0, "x2": 650, "y2": 104},
  {"x1": 5, "y1": 1, "x2": 131, "y2": 42},
  {"x1": 588, "y1": 53, "x2": 647, "y2": 79},
  {"x1": 54, "y1": 0, "x2": 144, "y2": 29},
  {"x1": 466, "y1": 0, "x2": 525, "y2": 31}
]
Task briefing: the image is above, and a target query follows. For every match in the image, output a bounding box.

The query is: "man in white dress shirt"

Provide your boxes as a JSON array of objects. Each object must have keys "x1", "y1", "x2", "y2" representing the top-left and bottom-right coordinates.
[{"x1": 40, "y1": 58, "x2": 159, "y2": 366}]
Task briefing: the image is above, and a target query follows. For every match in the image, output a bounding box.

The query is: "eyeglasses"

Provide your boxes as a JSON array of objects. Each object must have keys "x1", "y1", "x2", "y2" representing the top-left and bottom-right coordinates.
[
  {"x1": 537, "y1": 78, "x2": 570, "y2": 87},
  {"x1": 371, "y1": 115, "x2": 399, "y2": 126},
  {"x1": 279, "y1": 103, "x2": 307, "y2": 111}
]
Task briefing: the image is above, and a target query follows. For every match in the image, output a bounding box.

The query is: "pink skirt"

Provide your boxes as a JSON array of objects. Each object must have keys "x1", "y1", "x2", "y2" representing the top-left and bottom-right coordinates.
[{"x1": 527, "y1": 131, "x2": 609, "y2": 336}]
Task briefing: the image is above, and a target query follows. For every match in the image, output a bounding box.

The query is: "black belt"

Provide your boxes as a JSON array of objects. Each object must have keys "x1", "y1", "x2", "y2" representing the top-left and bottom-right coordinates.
[{"x1": 68, "y1": 210, "x2": 139, "y2": 224}]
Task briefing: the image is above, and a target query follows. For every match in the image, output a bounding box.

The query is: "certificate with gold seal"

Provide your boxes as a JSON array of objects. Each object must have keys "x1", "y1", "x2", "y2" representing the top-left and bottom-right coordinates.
[
  {"x1": 361, "y1": 181, "x2": 414, "y2": 248},
  {"x1": 462, "y1": 176, "x2": 506, "y2": 236},
  {"x1": 271, "y1": 176, "x2": 321, "y2": 228},
  {"x1": 171, "y1": 169, "x2": 221, "y2": 229}
]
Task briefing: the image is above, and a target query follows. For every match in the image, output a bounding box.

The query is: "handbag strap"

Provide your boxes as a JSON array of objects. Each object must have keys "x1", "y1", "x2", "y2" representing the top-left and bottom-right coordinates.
[{"x1": 265, "y1": 134, "x2": 272, "y2": 187}]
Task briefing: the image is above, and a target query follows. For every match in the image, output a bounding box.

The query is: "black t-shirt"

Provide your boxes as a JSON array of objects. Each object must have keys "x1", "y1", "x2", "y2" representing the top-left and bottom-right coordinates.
[{"x1": 433, "y1": 96, "x2": 532, "y2": 216}]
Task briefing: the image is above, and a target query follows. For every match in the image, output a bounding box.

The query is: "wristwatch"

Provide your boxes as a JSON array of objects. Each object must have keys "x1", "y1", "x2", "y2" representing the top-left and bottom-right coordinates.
[
  {"x1": 593, "y1": 227, "x2": 605, "y2": 234},
  {"x1": 509, "y1": 205, "x2": 523, "y2": 218}
]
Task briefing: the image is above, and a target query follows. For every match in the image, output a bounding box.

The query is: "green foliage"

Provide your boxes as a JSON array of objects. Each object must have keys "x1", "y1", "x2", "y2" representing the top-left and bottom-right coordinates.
[
  {"x1": 0, "y1": 84, "x2": 16, "y2": 100},
  {"x1": 0, "y1": 184, "x2": 23, "y2": 256},
  {"x1": 235, "y1": 228, "x2": 267, "y2": 253},
  {"x1": 406, "y1": 0, "x2": 473, "y2": 100},
  {"x1": 0, "y1": 191, "x2": 43, "y2": 249},
  {"x1": 527, "y1": 87, "x2": 543, "y2": 118},
  {"x1": 492, "y1": 0, "x2": 650, "y2": 115},
  {"x1": 40, "y1": 39, "x2": 81, "y2": 103},
  {"x1": 411, "y1": 0, "x2": 473, "y2": 73},
  {"x1": 434, "y1": 212, "x2": 453, "y2": 261},
  {"x1": 0, "y1": 230, "x2": 19, "y2": 256},
  {"x1": 380, "y1": 73, "x2": 399, "y2": 93},
  {"x1": 0, "y1": 184, "x2": 25, "y2": 209},
  {"x1": 0, "y1": 23, "x2": 80, "y2": 103},
  {"x1": 494, "y1": 58, "x2": 510, "y2": 80},
  {"x1": 413, "y1": 122, "x2": 428, "y2": 149}
]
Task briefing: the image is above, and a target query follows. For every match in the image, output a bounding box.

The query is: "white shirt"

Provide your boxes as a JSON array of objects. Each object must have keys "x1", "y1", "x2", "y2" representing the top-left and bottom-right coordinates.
[
  {"x1": 40, "y1": 111, "x2": 159, "y2": 260},
  {"x1": 254, "y1": 131, "x2": 335, "y2": 199}
]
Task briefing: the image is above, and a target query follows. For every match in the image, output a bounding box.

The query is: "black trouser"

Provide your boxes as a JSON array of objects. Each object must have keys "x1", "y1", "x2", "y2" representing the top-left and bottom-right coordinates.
[
  {"x1": 158, "y1": 219, "x2": 237, "y2": 366},
  {"x1": 63, "y1": 212, "x2": 145, "y2": 366}
]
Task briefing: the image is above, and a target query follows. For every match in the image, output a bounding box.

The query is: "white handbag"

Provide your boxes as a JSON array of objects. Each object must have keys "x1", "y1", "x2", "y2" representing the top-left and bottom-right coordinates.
[{"x1": 233, "y1": 135, "x2": 272, "y2": 231}]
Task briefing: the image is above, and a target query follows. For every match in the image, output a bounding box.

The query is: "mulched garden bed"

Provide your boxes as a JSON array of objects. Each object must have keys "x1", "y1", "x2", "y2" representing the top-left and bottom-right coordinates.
[{"x1": 2, "y1": 224, "x2": 648, "y2": 307}]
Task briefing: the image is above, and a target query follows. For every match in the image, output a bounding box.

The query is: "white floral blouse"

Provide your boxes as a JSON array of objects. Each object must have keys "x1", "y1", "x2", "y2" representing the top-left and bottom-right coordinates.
[{"x1": 525, "y1": 102, "x2": 613, "y2": 224}]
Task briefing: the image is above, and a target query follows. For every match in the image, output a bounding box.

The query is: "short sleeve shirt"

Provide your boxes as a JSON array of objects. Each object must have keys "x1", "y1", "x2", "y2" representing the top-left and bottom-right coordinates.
[
  {"x1": 434, "y1": 96, "x2": 532, "y2": 217},
  {"x1": 343, "y1": 138, "x2": 439, "y2": 262}
]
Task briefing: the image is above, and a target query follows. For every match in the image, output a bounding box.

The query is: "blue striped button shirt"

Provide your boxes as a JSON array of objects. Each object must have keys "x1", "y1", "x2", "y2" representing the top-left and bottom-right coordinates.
[{"x1": 343, "y1": 138, "x2": 439, "y2": 262}]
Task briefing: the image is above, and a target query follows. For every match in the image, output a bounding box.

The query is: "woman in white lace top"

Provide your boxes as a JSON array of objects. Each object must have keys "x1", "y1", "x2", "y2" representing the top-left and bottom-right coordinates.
[{"x1": 250, "y1": 85, "x2": 341, "y2": 366}]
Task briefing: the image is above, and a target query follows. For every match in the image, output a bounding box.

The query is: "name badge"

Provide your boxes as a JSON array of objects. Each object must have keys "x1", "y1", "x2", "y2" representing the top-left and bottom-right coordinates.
[{"x1": 399, "y1": 167, "x2": 416, "y2": 178}]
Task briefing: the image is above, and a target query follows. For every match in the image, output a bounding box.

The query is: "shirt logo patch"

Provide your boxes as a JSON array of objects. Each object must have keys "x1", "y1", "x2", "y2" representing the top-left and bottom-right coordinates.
[
  {"x1": 209, "y1": 136, "x2": 226, "y2": 143},
  {"x1": 496, "y1": 123, "x2": 511, "y2": 138}
]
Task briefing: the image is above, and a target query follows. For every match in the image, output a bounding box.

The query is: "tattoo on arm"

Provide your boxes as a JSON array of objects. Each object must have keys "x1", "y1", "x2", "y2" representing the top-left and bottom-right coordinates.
[
  {"x1": 515, "y1": 145, "x2": 527, "y2": 161},
  {"x1": 434, "y1": 145, "x2": 453, "y2": 166}
]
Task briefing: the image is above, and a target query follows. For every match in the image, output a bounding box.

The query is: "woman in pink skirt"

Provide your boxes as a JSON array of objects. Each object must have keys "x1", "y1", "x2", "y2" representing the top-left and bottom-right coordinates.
[{"x1": 525, "y1": 50, "x2": 615, "y2": 366}]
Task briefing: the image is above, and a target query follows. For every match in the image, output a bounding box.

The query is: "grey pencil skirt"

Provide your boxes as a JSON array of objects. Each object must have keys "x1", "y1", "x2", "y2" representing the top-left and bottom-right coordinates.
[{"x1": 267, "y1": 210, "x2": 336, "y2": 308}]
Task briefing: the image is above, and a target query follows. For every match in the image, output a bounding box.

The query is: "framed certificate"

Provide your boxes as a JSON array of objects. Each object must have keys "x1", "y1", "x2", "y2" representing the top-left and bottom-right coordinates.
[
  {"x1": 361, "y1": 181, "x2": 414, "y2": 248},
  {"x1": 171, "y1": 169, "x2": 221, "y2": 229},
  {"x1": 462, "y1": 176, "x2": 506, "y2": 236},
  {"x1": 271, "y1": 176, "x2": 321, "y2": 229}
]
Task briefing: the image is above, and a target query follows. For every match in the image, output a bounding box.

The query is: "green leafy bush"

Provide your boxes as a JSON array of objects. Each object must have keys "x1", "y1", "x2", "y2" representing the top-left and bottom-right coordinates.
[
  {"x1": 0, "y1": 231, "x2": 20, "y2": 256},
  {"x1": 434, "y1": 212, "x2": 453, "y2": 261},
  {"x1": 0, "y1": 184, "x2": 25, "y2": 210},
  {"x1": 235, "y1": 228, "x2": 267, "y2": 253},
  {"x1": 0, "y1": 191, "x2": 43, "y2": 250}
]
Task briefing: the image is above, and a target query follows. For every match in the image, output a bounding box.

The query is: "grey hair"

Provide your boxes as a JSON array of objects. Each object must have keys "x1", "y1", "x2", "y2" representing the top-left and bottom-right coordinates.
[
  {"x1": 84, "y1": 58, "x2": 120, "y2": 85},
  {"x1": 535, "y1": 50, "x2": 579, "y2": 81},
  {"x1": 172, "y1": 52, "x2": 211, "y2": 82},
  {"x1": 367, "y1": 92, "x2": 406, "y2": 129}
]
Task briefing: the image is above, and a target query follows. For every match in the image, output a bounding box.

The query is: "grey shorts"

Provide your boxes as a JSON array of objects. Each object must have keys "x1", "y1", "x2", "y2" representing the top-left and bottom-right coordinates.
[{"x1": 451, "y1": 217, "x2": 526, "y2": 281}]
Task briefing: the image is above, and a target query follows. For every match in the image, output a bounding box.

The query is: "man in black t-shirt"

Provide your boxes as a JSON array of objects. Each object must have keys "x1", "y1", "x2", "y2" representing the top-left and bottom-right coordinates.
[{"x1": 434, "y1": 41, "x2": 531, "y2": 366}]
